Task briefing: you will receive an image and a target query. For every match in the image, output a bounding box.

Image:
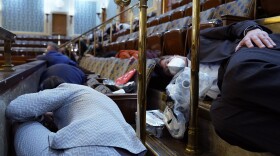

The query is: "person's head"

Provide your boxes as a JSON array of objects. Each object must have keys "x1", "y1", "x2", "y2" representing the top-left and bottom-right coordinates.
[
  {"x1": 59, "y1": 47, "x2": 66, "y2": 54},
  {"x1": 40, "y1": 76, "x2": 65, "y2": 90},
  {"x1": 158, "y1": 56, "x2": 173, "y2": 76},
  {"x1": 46, "y1": 42, "x2": 59, "y2": 52},
  {"x1": 119, "y1": 24, "x2": 124, "y2": 30},
  {"x1": 106, "y1": 24, "x2": 117, "y2": 35},
  {"x1": 157, "y1": 56, "x2": 187, "y2": 76}
]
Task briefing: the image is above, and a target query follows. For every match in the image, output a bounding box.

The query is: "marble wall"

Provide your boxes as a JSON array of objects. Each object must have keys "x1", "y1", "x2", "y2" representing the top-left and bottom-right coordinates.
[
  {"x1": 1, "y1": 0, "x2": 97, "y2": 36},
  {"x1": 0, "y1": 0, "x2": 158, "y2": 35},
  {"x1": 74, "y1": 0, "x2": 96, "y2": 34},
  {"x1": 2, "y1": 0, "x2": 44, "y2": 32}
]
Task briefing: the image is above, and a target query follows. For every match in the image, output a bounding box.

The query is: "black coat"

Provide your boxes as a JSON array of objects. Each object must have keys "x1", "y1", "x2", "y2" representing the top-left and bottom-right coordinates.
[
  {"x1": 207, "y1": 20, "x2": 280, "y2": 155},
  {"x1": 197, "y1": 20, "x2": 280, "y2": 63}
]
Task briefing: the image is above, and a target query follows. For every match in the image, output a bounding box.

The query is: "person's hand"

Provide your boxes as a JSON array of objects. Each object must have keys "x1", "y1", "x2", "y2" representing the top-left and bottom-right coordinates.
[
  {"x1": 41, "y1": 112, "x2": 58, "y2": 132},
  {"x1": 235, "y1": 29, "x2": 276, "y2": 52}
]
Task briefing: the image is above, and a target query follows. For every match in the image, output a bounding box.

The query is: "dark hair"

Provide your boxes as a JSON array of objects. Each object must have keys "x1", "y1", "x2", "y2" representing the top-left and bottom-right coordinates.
[
  {"x1": 40, "y1": 76, "x2": 65, "y2": 90},
  {"x1": 106, "y1": 24, "x2": 117, "y2": 34},
  {"x1": 154, "y1": 57, "x2": 173, "y2": 78}
]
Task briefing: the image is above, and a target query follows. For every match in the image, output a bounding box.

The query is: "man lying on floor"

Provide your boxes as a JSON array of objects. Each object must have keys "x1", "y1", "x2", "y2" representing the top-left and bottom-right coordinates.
[{"x1": 155, "y1": 20, "x2": 280, "y2": 155}]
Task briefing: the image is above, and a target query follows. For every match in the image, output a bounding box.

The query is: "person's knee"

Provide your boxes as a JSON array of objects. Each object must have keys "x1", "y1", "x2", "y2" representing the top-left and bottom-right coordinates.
[
  {"x1": 222, "y1": 50, "x2": 273, "y2": 92},
  {"x1": 210, "y1": 98, "x2": 267, "y2": 152},
  {"x1": 210, "y1": 102, "x2": 244, "y2": 148},
  {"x1": 210, "y1": 99, "x2": 228, "y2": 133},
  {"x1": 221, "y1": 56, "x2": 258, "y2": 104},
  {"x1": 210, "y1": 98, "x2": 244, "y2": 139}
]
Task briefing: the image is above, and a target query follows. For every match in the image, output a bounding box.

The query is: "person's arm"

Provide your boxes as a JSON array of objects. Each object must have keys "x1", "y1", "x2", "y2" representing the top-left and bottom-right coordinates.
[
  {"x1": 5, "y1": 85, "x2": 69, "y2": 122},
  {"x1": 201, "y1": 20, "x2": 261, "y2": 40},
  {"x1": 198, "y1": 20, "x2": 276, "y2": 62},
  {"x1": 221, "y1": 20, "x2": 276, "y2": 51},
  {"x1": 36, "y1": 54, "x2": 46, "y2": 60}
]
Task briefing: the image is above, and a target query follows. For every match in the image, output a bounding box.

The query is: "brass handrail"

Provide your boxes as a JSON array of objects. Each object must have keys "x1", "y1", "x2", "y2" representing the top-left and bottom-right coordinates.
[
  {"x1": 59, "y1": 2, "x2": 139, "y2": 48},
  {"x1": 136, "y1": 0, "x2": 148, "y2": 143},
  {"x1": 113, "y1": 0, "x2": 147, "y2": 143},
  {"x1": 186, "y1": 0, "x2": 200, "y2": 155}
]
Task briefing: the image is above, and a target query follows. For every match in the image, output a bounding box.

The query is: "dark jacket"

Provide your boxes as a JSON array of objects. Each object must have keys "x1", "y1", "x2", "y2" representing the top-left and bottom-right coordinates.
[
  {"x1": 40, "y1": 64, "x2": 85, "y2": 85},
  {"x1": 196, "y1": 20, "x2": 278, "y2": 63},
  {"x1": 37, "y1": 51, "x2": 77, "y2": 67}
]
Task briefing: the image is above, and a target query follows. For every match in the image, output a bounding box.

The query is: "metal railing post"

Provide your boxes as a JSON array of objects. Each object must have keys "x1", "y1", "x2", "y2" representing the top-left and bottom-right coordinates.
[{"x1": 186, "y1": 0, "x2": 200, "y2": 155}]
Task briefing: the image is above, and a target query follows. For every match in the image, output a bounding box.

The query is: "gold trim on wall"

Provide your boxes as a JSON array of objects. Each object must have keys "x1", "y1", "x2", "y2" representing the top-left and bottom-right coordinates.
[
  {"x1": 147, "y1": 0, "x2": 159, "y2": 14},
  {"x1": 127, "y1": 0, "x2": 159, "y2": 24},
  {"x1": 10, "y1": 31, "x2": 49, "y2": 36}
]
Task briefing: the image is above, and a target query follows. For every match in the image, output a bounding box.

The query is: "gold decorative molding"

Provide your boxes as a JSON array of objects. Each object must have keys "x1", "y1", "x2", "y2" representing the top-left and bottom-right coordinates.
[{"x1": 147, "y1": 0, "x2": 159, "y2": 14}]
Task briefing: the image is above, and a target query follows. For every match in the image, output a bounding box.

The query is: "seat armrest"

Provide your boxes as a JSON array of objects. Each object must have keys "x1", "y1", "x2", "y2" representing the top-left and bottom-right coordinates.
[
  {"x1": 107, "y1": 93, "x2": 137, "y2": 124},
  {"x1": 221, "y1": 15, "x2": 251, "y2": 25}
]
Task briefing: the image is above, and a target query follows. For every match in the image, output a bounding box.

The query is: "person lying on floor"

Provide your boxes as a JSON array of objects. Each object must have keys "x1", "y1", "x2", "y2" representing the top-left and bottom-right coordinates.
[
  {"x1": 6, "y1": 76, "x2": 146, "y2": 156},
  {"x1": 37, "y1": 42, "x2": 77, "y2": 67},
  {"x1": 155, "y1": 20, "x2": 280, "y2": 155},
  {"x1": 39, "y1": 63, "x2": 86, "y2": 87}
]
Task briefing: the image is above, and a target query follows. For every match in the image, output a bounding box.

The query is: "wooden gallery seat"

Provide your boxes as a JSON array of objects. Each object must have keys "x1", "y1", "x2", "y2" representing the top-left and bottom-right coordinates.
[
  {"x1": 171, "y1": 0, "x2": 182, "y2": 10},
  {"x1": 125, "y1": 26, "x2": 156, "y2": 50},
  {"x1": 146, "y1": 22, "x2": 171, "y2": 55},
  {"x1": 112, "y1": 28, "x2": 130, "y2": 42},
  {"x1": 211, "y1": 0, "x2": 256, "y2": 25},
  {"x1": 158, "y1": 10, "x2": 174, "y2": 24},
  {"x1": 117, "y1": 32, "x2": 139, "y2": 50},
  {"x1": 147, "y1": 16, "x2": 159, "y2": 27},
  {"x1": 181, "y1": 0, "x2": 210, "y2": 18},
  {"x1": 184, "y1": 0, "x2": 256, "y2": 50},
  {"x1": 163, "y1": 8, "x2": 215, "y2": 56},
  {"x1": 170, "y1": 2, "x2": 193, "y2": 21},
  {"x1": 201, "y1": 0, "x2": 221, "y2": 11},
  {"x1": 102, "y1": 40, "x2": 110, "y2": 53},
  {"x1": 108, "y1": 34, "x2": 130, "y2": 52},
  {"x1": 124, "y1": 34, "x2": 138, "y2": 50},
  {"x1": 180, "y1": 0, "x2": 192, "y2": 6}
]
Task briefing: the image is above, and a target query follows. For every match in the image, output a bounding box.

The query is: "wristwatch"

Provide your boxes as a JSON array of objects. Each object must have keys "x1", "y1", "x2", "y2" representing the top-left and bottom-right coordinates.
[{"x1": 243, "y1": 25, "x2": 263, "y2": 36}]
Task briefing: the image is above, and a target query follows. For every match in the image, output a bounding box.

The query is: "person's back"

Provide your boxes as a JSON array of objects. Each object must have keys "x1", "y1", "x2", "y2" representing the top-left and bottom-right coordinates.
[
  {"x1": 46, "y1": 83, "x2": 145, "y2": 153},
  {"x1": 37, "y1": 51, "x2": 77, "y2": 67},
  {"x1": 37, "y1": 42, "x2": 77, "y2": 67},
  {"x1": 40, "y1": 64, "x2": 85, "y2": 85},
  {"x1": 6, "y1": 78, "x2": 146, "y2": 155},
  {"x1": 152, "y1": 20, "x2": 280, "y2": 155}
]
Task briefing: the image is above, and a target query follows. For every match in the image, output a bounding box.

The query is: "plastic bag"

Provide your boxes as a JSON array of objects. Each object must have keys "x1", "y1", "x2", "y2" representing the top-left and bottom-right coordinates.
[
  {"x1": 115, "y1": 69, "x2": 136, "y2": 85},
  {"x1": 164, "y1": 67, "x2": 214, "y2": 139}
]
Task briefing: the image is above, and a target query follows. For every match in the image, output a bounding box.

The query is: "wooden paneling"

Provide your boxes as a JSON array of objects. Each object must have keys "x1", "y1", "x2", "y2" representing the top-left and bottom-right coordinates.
[{"x1": 52, "y1": 14, "x2": 67, "y2": 36}]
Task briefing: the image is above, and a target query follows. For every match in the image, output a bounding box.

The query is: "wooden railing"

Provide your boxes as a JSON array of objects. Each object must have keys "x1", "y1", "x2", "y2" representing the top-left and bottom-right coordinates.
[{"x1": 0, "y1": 27, "x2": 16, "y2": 71}]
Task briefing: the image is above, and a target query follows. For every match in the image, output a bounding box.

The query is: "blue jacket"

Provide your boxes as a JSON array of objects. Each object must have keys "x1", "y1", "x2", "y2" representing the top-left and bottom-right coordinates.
[
  {"x1": 37, "y1": 51, "x2": 77, "y2": 67},
  {"x1": 40, "y1": 64, "x2": 86, "y2": 85}
]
